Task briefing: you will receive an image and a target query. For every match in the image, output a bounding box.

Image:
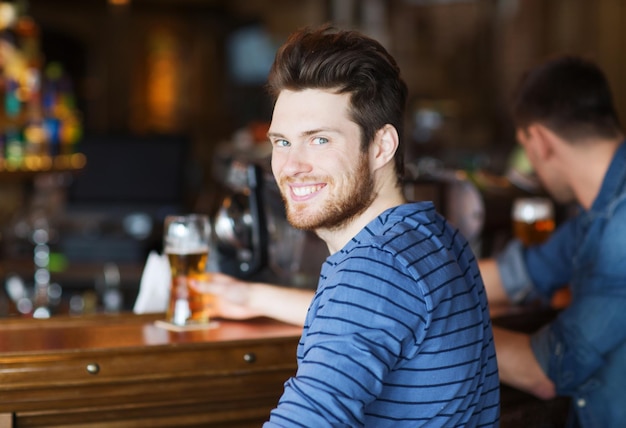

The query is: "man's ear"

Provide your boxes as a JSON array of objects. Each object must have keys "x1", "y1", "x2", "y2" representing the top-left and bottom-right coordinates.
[
  {"x1": 527, "y1": 123, "x2": 556, "y2": 161},
  {"x1": 370, "y1": 124, "x2": 399, "y2": 170}
]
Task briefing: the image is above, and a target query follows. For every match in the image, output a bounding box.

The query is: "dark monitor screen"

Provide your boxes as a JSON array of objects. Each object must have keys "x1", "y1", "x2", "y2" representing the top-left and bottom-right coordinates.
[
  {"x1": 67, "y1": 134, "x2": 189, "y2": 209},
  {"x1": 226, "y1": 25, "x2": 277, "y2": 85}
]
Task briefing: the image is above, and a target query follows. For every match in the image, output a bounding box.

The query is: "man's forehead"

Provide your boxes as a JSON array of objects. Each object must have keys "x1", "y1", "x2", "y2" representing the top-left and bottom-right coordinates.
[
  {"x1": 274, "y1": 88, "x2": 349, "y2": 106},
  {"x1": 270, "y1": 89, "x2": 354, "y2": 131}
]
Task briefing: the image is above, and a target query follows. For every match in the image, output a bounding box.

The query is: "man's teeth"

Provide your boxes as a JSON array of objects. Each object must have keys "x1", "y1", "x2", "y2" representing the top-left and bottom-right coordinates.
[{"x1": 292, "y1": 185, "x2": 323, "y2": 196}]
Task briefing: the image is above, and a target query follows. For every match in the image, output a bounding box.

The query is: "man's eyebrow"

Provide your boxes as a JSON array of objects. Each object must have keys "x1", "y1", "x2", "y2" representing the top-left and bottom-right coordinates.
[
  {"x1": 267, "y1": 131, "x2": 285, "y2": 139},
  {"x1": 302, "y1": 128, "x2": 339, "y2": 137},
  {"x1": 267, "y1": 128, "x2": 340, "y2": 139}
]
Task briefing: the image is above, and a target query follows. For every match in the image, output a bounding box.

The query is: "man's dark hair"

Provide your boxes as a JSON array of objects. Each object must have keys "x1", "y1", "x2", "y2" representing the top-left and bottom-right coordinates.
[
  {"x1": 512, "y1": 55, "x2": 622, "y2": 142},
  {"x1": 267, "y1": 24, "x2": 408, "y2": 181}
]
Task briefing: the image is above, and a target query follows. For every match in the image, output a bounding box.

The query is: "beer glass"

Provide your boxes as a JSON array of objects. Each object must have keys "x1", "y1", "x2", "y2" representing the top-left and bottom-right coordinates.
[
  {"x1": 163, "y1": 214, "x2": 212, "y2": 326},
  {"x1": 512, "y1": 197, "x2": 555, "y2": 246}
]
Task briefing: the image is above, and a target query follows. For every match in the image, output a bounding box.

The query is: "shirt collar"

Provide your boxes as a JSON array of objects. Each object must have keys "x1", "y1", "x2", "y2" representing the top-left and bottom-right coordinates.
[{"x1": 590, "y1": 141, "x2": 626, "y2": 212}]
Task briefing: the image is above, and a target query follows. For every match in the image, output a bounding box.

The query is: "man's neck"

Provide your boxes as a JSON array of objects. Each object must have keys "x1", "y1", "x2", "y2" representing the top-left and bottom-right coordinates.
[
  {"x1": 569, "y1": 136, "x2": 623, "y2": 210},
  {"x1": 317, "y1": 188, "x2": 407, "y2": 254}
]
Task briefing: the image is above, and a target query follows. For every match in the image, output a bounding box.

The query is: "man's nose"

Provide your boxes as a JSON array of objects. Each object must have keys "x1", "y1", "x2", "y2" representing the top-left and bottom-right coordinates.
[{"x1": 275, "y1": 146, "x2": 313, "y2": 176}]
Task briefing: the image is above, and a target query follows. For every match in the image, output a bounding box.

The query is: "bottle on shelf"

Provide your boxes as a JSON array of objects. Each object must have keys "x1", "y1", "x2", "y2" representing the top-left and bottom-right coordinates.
[{"x1": 0, "y1": 0, "x2": 82, "y2": 172}]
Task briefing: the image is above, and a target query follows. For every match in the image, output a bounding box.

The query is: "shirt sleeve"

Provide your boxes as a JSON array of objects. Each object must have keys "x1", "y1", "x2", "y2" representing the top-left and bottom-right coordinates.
[
  {"x1": 495, "y1": 239, "x2": 536, "y2": 304},
  {"x1": 529, "y1": 296, "x2": 621, "y2": 394},
  {"x1": 264, "y1": 249, "x2": 427, "y2": 427},
  {"x1": 530, "y1": 207, "x2": 626, "y2": 394},
  {"x1": 523, "y1": 219, "x2": 576, "y2": 296},
  {"x1": 496, "y1": 218, "x2": 578, "y2": 303}
]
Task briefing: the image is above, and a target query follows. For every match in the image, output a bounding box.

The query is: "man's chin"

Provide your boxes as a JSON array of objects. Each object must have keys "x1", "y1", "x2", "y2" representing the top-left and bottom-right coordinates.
[
  {"x1": 286, "y1": 207, "x2": 328, "y2": 231},
  {"x1": 286, "y1": 215, "x2": 317, "y2": 231}
]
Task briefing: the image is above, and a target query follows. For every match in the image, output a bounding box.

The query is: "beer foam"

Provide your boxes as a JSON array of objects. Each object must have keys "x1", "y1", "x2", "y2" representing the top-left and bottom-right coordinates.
[
  {"x1": 512, "y1": 197, "x2": 554, "y2": 223},
  {"x1": 164, "y1": 245, "x2": 209, "y2": 255}
]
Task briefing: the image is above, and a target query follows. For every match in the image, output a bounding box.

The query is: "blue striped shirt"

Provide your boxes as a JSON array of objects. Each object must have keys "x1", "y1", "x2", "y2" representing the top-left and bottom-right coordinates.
[{"x1": 265, "y1": 202, "x2": 500, "y2": 427}]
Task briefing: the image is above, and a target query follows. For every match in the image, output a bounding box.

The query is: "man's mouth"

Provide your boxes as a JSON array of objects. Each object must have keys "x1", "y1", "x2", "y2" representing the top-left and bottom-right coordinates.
[{"x1": 289, "y1": 183, "x2": 326, "y2": 200}]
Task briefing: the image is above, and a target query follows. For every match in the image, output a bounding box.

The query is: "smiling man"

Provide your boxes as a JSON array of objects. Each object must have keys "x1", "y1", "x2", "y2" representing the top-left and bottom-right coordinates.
[
  {"x1": 254, "y1": 25, "x2": 500, "y2": 427},
  {"x1": 269, "y1": 89, "x2": 384, "y2": 248}
]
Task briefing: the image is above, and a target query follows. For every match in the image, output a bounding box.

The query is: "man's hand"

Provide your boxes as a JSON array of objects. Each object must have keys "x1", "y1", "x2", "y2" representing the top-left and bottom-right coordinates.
[
  {"x1": 190, "y1": 272, "x2": 264, "y2": 320},
  {"x1": 190, "y1": 272, "x2": 313, "y2": 326}
]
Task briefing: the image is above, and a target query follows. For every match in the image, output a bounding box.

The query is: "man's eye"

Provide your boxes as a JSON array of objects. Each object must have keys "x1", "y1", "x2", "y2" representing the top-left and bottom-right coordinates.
[
  {"x1": 273, "y1": 139, "x2": 290, "y2": 147},
  {"x1": 312, "y1": 137, "x2": 329, "y2": 145}
]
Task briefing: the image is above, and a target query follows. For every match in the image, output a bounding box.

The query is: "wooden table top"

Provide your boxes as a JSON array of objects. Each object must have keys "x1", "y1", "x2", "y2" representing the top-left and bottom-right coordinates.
[{"x1": 0, "y1": 313, "x2": 303, "y2": 355}]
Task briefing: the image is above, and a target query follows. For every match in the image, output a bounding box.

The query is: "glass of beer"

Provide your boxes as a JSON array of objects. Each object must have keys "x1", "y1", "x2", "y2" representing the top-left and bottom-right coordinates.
[
  {"x1": 163, "y1": 214, "x2": 212, "y2": 326},
  {"x1": 512, "y1": 197, "x2": 555, "y2": 246}
]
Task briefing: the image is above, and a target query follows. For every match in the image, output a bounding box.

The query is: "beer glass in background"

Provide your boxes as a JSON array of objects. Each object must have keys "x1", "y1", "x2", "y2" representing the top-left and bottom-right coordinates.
[
  {"x1": 512, "y1": 197, "x2": 555, "y2": 246},
  {"x1": 511, "y1": 197, "x2": 571, "y2": 308},
  {"x1": 163, "y1": 214, "x2": 212, "y2": 326}
]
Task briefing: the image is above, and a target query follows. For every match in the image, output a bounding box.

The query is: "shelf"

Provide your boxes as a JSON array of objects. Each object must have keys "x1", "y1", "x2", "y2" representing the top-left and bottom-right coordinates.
[
  {"x1": 0, "y1": 153, "x2": 86, "y2": 181},
  {"x1": 0, "y1": 258, "x2": 144, "y2": 287}
]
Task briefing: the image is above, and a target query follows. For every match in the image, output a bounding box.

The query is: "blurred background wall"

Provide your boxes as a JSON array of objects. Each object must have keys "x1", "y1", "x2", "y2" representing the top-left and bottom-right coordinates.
[
  {"x1": 23, "y1": 0, "x2": 626, "y2": 179},
  {"x1": 1, "y1": 0, "x2": 625, "y2": 315}
]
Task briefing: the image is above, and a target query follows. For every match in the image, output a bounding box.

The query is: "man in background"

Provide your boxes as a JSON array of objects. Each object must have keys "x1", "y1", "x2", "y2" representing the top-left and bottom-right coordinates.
[{"x1": 479, "y1": 55, "x2": 626, "y2": 427}]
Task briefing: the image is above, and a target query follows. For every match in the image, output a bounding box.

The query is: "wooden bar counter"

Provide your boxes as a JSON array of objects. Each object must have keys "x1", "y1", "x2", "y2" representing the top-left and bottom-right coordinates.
[
  {"x1": 0, "y1": 313, "x2": 302, "y2": 427},
  {"x1": 0, "y1": 307, "x2": 571, "y2": 427}
]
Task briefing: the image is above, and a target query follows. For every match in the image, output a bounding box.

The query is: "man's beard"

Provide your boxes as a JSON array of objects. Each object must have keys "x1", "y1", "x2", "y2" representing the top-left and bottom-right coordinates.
[{"x1": 280, "y1": 153, "x2": 375, "y2": 231}]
